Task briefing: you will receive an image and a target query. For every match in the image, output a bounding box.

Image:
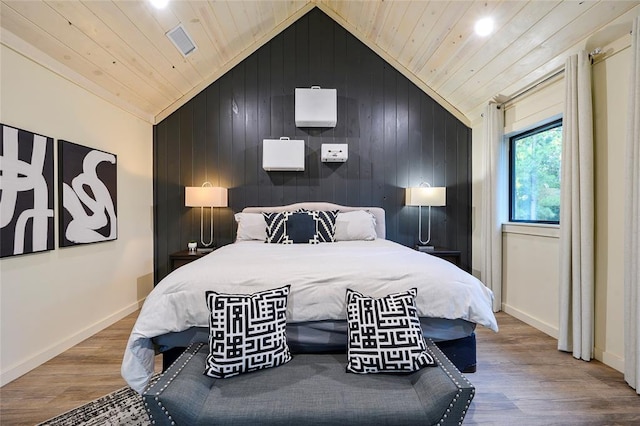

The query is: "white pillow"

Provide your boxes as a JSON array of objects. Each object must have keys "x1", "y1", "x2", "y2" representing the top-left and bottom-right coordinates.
[
  {"x1": 234, "y1": 212, "x2": 267, "y2": 241},
  {"x1": 334, "y1": 210, "x2": 377, "y2": 241}
]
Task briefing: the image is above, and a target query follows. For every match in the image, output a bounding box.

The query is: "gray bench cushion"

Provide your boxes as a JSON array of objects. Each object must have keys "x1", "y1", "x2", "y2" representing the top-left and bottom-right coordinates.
[{"x1": 143, "y1": 340, "x2": 474, "y2": 426}]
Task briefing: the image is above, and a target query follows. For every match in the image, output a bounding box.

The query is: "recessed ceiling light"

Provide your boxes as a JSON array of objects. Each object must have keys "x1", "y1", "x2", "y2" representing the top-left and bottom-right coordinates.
[
  {"x1": 167, "y1": 24, "x2": 197, "y2": 57},
  {"x1": 474, "y1": 17, "x2": 494, "y2": 37},
  {"x1": 150, "y1": 0, "x2": 169, "y2": 9}
]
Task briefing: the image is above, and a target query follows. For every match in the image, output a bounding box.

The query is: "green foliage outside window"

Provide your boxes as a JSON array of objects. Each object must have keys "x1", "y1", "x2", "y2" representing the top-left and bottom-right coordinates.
[{"x1": 510, "y1": 120, "x2": 562, "y2": 223}]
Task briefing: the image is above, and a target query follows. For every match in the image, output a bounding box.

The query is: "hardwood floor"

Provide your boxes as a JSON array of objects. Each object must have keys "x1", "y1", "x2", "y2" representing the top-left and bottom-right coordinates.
[
  {"x1": 466, "y1": 314, "x2": 640, "y2": 425},
  {"x1": 0, "y1": 310, "x2": 162, "y2": 425},
  {"x1": 0, "y1": 311, "x2": 638, "y2": 425}
]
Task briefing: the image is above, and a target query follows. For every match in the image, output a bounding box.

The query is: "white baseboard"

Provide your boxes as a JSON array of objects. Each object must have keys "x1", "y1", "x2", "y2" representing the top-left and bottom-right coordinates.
[
  {"x1": 501, "y1": 304, "x2": 626, "y2": 373},
  {"x1": 594, "y1": 347, "x2": 625, "y2": 373},
  {"x1": 0, "y1": 299, "x2": 144, "y2": 387},
  {"x1": 502, "y1": 303, "x2": 559, "y2": 339}
]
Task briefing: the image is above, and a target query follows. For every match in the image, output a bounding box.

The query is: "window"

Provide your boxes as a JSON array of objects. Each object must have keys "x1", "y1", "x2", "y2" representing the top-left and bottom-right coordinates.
[{"x1": 509, "y1": 119, "x2": 562, "y2": 224}]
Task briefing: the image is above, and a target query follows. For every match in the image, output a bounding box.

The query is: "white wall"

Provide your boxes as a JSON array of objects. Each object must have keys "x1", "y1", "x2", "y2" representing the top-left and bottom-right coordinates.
[
  {"x1": 0, "y1": 45, "x2": 154, "y2": 385},
  {"x1": 592, "y1": 43, "x2": 629, "y2": 372},
  {"x1": 502, "y1": 224, "x2": 560, "y2": 338},
  {"x1": 501, "y1": 77, "x2": 563, "y2": 337},
  {"x1": 472, "y1": 35, "x2": 631, "y2": 373}
]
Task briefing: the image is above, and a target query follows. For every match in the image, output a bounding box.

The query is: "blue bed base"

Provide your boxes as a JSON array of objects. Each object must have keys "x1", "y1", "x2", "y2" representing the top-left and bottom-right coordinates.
[
  {"x1": 160, "y1": 332, "x2": 477, "y2": 374},
  {"x1": 434, "y1": 333, "x2": 477, "y2": 373}
]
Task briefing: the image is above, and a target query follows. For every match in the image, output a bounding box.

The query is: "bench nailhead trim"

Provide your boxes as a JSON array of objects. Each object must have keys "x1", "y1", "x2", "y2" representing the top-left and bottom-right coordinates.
[
  {"x1": 428, "y1": 340, "x2": 475, "y2": 426},
  {"x1": 144, "y1": 343, "x2": 205, "y2": 424},
  {"x1": 146, "y1": 341, "x2": 474, "y2": 425}
]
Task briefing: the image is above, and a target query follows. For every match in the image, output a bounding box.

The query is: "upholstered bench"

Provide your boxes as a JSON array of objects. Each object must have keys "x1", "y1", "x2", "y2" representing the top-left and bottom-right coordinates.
[{"x1": 143, "y1": 339, "x2": 475, "y2": 426}]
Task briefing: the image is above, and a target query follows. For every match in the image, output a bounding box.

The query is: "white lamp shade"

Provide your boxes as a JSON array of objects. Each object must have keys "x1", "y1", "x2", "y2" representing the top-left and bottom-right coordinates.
[
  {"x1": 406, "y1": 187, "x2": 446, "y2": 206},
  {"x1": 185, "y1": 186, "x2": 228, "y2": 207}
]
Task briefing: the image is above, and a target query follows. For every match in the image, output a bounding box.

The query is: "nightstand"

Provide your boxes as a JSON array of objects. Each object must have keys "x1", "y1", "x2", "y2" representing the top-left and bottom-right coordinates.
[
  {"x1": 169, "y1": 250, "x2": 212, "y2": 271},
  {"x1": 418, "y1": 247, "x2": 461, "y2": 267}
]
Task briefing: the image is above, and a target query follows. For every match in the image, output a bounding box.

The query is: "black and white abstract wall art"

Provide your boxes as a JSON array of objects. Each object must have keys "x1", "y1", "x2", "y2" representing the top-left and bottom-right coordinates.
[
  {"x1": 0, "y1": 124, "x2": 55, "y2": 258},
  {"x1": 58, "y1": 140, "x2": 117, "y2": 247}
]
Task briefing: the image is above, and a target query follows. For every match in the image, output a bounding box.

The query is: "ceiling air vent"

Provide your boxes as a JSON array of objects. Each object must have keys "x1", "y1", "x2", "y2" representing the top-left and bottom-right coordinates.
[{"x1": 166, "y1": 24, "x2": 197, "y2": 57}]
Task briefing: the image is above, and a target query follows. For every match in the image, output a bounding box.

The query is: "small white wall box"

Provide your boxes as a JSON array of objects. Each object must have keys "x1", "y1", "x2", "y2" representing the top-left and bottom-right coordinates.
[
  {"x1": 262, "y1": 137, "x2": 305, "y2": 171},
  {"x1": 295, "y1": 86, "x2": 337, "y2": 127},
  {"x1": 321, "y1": 144, "x2": 348, "y2": 162}
]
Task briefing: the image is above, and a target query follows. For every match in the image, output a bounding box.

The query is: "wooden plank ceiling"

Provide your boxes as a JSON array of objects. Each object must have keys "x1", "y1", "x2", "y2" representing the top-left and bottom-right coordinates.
[{"x1": 1, "y1": 0, "x2": 638, "y2": 125}]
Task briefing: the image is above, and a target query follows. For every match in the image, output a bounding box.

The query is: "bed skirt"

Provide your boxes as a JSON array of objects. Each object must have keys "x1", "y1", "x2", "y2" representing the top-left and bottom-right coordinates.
[{"x1": 154, "y1": 321, "x2": 478, "y2": 373}]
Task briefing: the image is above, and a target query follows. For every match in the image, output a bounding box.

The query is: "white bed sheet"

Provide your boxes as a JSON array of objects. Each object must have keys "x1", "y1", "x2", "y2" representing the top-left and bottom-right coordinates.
[{"x1": 122, "y1": 239, "x2": 497, "y2": 393}]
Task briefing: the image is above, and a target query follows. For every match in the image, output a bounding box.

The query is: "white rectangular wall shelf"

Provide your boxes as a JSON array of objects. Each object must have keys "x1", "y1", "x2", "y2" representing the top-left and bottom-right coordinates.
[
  {"x1": 263, "y1": 137, "x2": 305, "y2": 171},
  {"x1": 295, "y1": 87, "x2": 337, "y2": 127}
]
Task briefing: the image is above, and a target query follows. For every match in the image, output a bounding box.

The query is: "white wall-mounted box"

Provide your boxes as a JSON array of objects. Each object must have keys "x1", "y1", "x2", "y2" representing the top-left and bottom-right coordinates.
[
  {"x1": 321, "y1": 144, "x2": 348, "y2": 162},
  {"x1": 262, "y1": 137, "x2": 305, "y2": 171},
  {"x1": 295, "y1": 87, "x2": 337, "y2": 127}
]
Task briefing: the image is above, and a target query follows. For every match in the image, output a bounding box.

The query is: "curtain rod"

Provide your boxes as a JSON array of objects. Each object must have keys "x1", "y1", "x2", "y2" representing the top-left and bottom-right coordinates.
[
  {"x1": 499, "y1": 67, "x2": 565, "y2": 108},
  {"x1": 499, "y1": 44, "x2": 613, "y2": 108}
]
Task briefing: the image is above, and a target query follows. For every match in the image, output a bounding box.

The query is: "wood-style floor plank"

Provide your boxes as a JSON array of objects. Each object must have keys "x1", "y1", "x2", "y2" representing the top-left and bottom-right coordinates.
[
  {"x1": 0, "y1": 311, "x2": 638, "y2": 425},
  {"x1": 465, "y1": 313, "x2": 640, "y2": 425},
  {"x1": 0, "y1": 310, "x2": 162, "y2": 425}
]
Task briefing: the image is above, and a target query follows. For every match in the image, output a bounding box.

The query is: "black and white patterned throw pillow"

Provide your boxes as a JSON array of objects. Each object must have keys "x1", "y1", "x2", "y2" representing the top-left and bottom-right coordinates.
[
  {"x1": 205, "y1": 285, "x2": 292, "y2": 378},
  {"x1": 263, "y1": 211, "x2": 290, "y2": 243},
  {"x1": 345, "y1": 288, "x2": 436, "y2": 374},
  {"x1": 263, "y1": 210, "x2": 338, "y2": 244},
  {"x1": 313, "y1": 210, "x2": 339, "y2": 242}
]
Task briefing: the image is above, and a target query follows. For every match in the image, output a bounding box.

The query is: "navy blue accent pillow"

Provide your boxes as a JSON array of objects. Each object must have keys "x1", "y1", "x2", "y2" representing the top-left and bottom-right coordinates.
[
  {"x1": 263, "y1": 210, "x2": 339, "y2": 244},
  {"x1": 285, "y1": 212, "x2": 317, "y2": 243}
]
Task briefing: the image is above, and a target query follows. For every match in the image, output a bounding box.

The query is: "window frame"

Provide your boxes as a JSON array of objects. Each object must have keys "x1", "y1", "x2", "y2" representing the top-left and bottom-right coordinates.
[{"x1": 508, "y1": 118, "x2": 563, "y2": 225}]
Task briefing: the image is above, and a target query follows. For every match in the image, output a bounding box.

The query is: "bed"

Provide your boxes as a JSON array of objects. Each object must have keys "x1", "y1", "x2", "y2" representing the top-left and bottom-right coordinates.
[{"x1": 122, "y1": 202, "x2": 498, "y2": 394}]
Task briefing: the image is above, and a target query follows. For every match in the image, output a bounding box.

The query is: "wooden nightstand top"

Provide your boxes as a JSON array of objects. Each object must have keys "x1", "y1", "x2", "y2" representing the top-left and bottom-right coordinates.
[
  {"x1": 416, "y1": 246, "x2": 461, "y2": 267},
  {"x1": 427, "y1": 247, "x2": 461, "y2": 255},
  {"x1": 169, "y1": 249, "x2": 215, "y2": 271},
  {"x1": 170, "y1": 250, "x2": 212, "y2": 260}
]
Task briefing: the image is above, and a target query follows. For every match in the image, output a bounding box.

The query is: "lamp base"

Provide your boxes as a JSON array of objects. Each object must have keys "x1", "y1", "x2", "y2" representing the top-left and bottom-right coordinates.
[
  {"x1": 197, "y1": 247, "x2": 215, "y2": 253},
  {"x1": 416, "y1": 244, "x2": 435, "y2": 252}
]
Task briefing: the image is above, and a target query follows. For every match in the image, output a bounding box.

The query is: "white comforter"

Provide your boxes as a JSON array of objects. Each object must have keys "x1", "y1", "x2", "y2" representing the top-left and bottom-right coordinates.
[{"x1": 122, "y1": 239, "x2": 498, "y2": 393}]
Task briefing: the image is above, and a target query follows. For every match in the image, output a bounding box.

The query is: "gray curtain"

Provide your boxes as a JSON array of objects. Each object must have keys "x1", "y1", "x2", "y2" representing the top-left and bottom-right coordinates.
[
  {"x1": 558, "y1": 51, "x2": 594, "y2": 361},
  {"x1": 481, "y1": 102, "x2": 506, "y2": 313},
  {"x1": 625, "y1": 17, "x2": 640, "y2": 394}
]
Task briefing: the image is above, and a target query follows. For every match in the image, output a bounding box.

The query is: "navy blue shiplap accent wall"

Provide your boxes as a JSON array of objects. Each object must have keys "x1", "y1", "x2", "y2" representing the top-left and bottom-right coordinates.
[{"x1": 154, "y1": 8, "x2": 471, "y2": 283}]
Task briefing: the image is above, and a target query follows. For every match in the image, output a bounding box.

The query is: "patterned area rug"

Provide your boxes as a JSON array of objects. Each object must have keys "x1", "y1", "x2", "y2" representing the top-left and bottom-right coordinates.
[{"x1": 37, "y1": 380, "x2": 155, "y2": 426}]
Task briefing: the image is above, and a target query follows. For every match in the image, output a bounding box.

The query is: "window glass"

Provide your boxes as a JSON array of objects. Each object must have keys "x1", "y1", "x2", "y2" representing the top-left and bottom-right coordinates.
[{"x1": 509, "y1": 119, "x2": 562, "y2": 224}]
